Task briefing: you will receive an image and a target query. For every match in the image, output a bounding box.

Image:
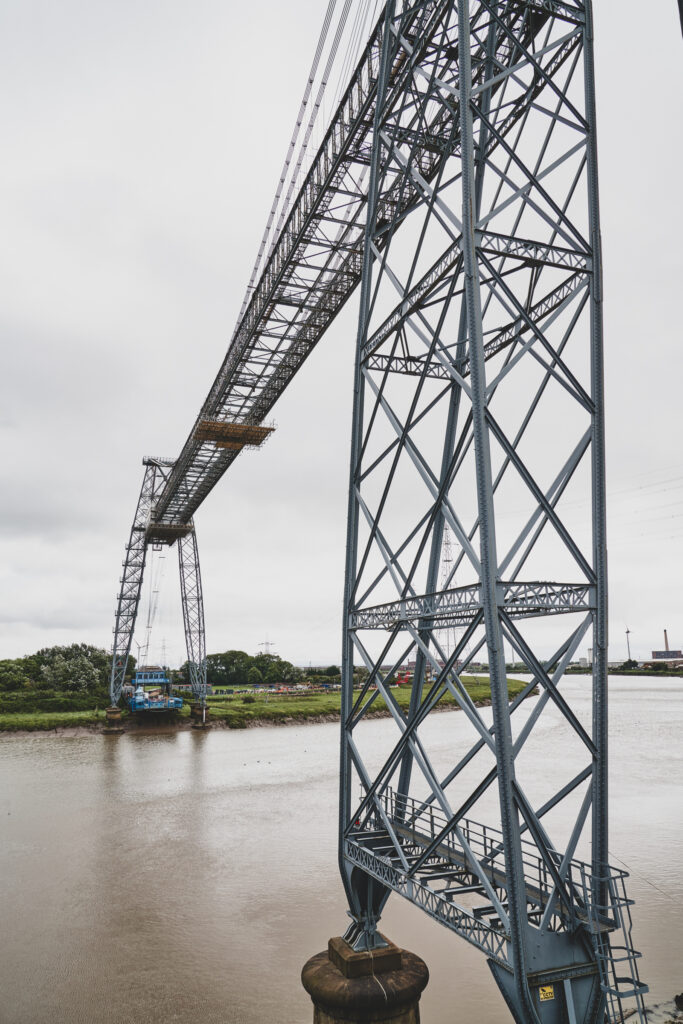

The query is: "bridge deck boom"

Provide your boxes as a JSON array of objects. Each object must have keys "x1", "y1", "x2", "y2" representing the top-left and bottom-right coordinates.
[{"x1": 150, "y1": 0, "x2": 556, "y2": 527}]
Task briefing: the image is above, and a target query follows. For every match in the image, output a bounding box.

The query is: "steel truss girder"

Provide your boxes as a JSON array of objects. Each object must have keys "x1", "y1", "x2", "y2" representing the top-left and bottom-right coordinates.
[
  {"x1": 351, "y1": 580, "x2": 593, "y2": 630},
  {"x1": 339, "y1": 4, "x2": 645, "y2": 1024},
  {"x1": 149, "y1": 0, "x2": 583, "y2": 529},
  {"x1": 108, "y1": 0, "x2": 589, "y2": 541},
  {"x1": 109, "y1": 460, "x2": 207, "y2": 706},
  {"x1": 152, "y1": 3, "x2": 453, "y2": 526}
]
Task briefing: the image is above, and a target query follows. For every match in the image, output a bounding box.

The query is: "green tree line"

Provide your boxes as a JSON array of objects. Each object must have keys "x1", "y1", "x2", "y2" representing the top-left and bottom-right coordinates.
[
  {"x1": 0, "y1": 643, "x2": 348, "y2": 714},
  {"x1": 175, "y1": 650, "x2": 341, "y2": 689},
  {"x1": 0, "y1": 644, "x2": 117, "y2": 712}
]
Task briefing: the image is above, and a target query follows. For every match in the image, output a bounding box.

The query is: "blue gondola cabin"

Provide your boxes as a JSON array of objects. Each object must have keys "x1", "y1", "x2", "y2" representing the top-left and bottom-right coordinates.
[{"x1": 126, "y1": 666, "x2": 183, "y2": 712}]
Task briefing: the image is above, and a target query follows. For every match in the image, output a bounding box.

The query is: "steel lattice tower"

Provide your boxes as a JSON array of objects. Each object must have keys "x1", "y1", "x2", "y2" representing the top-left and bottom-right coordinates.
[
  {"x1": 338, "y1": 3, "x2": 646, "y2": 1024},
  {"x1": 109, "y1": 457, "x2": 207, "y2": 706},
  {"x1": 106, "y1": 4, "x2": 647, "y2": 1021}
]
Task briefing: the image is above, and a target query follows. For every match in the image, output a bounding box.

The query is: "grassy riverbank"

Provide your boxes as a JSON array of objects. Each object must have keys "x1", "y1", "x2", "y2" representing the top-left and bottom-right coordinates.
[
  {"x1": 0, "y1": 677, "x2": 531, "y2": 733},
  {"x1": 0, "y1": 709, "x2": 107, "y2": 732}
]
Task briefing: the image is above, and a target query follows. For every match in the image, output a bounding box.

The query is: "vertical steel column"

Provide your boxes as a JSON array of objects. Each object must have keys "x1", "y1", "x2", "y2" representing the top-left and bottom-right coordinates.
[
  {"x1": 110, "y1": 460, "x2": 168, "y2": 704},
  {"x1": 583, "y1": 0, "x2": 608, "y2": 907},
  {"x1": 178, "y1": 527, "x2": 207, "y2": 706},
  {"x1": 397, "y1": 1, "x2": 499, "y2": 808},
  {"x1": 339, "y1": 0, "x2": 397, "y2": 942},
  {"x1": 457, "y1": 1, "x2": 535, "y2": 1018}
]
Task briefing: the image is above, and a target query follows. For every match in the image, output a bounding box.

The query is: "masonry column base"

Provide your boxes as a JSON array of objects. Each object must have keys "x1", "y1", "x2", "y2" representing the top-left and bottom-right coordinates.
[
  {"x1": 302, "y1": 936, "x2": 428, "y2": 1024},
  {"x1": 103, "y1": 706, "x2": 124, "y2": 734},
  {"x1": 190, "y1": 703, "x2": 210, "y2": 729}
]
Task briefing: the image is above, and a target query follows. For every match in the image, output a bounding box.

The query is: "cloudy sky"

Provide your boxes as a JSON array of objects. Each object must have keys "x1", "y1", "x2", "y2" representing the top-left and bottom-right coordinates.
[{"x1": 1, "y1": 0, "x2": 681, "y2": 668}]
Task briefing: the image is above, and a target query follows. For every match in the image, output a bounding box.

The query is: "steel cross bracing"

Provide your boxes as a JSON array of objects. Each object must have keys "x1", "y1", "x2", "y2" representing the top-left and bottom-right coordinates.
[
  {"x1": 109, "y1": 458, "x2": 207, "y2": 706},
  {"x1": 339, "y1": 4, "x2": 646, "y2": 1024}
]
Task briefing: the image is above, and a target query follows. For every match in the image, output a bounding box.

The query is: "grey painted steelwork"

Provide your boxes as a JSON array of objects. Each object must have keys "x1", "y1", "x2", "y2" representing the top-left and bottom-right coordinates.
[
  {"x1": 109, "y1": 1, "x2": 479, "y2": 691},
  {"x1": 106, "y1": 4, "x2": 647, "y2": 1023},
  {"x1": 109, "y1": 458, "x2": 207, "y2": 707},
  {"x1": 148, "y1": 0, "x2": 476, "y2": 528},
  {"x1": 351, "y1": 581, "x2": 593, "y2": 630},
  {"x1": 339, "y1": 3, "x2": 646, "y2": 1024},
  {"x1": 110, "y1": 3, "x2": 451, "y2": 701},
  {"x1": 178, "y1": 529, "x2": 207, "y2": 702}
]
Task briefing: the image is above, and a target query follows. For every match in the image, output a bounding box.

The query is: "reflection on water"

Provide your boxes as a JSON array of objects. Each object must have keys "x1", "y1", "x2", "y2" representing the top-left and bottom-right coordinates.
[{"x1": 0, "y1": 677, "x2": 681, "y2": 1023}]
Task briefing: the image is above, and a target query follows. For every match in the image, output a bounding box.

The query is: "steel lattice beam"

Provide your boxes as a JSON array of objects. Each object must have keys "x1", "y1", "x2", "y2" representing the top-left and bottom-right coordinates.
[
  {"x1": 148, "y1": 1, "x2": 492, "y2": 527},
  {"x1": 351, "y1": 580, "x2": 593, "y2": 629}
]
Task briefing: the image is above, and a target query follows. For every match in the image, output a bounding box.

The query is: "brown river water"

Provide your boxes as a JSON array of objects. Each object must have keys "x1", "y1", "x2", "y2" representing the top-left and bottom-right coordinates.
[{"x1": 1, "y1": 675, "x2": 681, "y2": 1024}]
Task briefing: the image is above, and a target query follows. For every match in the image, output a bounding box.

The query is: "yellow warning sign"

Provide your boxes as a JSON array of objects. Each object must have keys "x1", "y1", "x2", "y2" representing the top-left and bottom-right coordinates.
[{"x1": 539, "y1": 985, "x2": 555, "y2": 1003}]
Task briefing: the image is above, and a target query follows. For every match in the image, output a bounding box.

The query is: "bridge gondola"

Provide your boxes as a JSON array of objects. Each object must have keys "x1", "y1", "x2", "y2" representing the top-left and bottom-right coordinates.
[{"x1": 123, "y1": 667, "x2": 183, "y2": 713}]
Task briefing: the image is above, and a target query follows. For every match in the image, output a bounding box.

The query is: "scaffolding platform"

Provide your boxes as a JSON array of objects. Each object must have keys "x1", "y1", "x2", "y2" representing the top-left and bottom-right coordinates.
[
  {"x1": 193, "y1": 419, "x2": 274, "y2": 450},
  {"x1": 145, "y1": 522, "x2": 193, "y2": 545}
]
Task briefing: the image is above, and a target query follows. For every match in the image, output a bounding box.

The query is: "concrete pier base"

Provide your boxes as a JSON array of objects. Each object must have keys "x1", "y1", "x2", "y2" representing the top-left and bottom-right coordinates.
[
  {"x1": 103, "y1": 706, "x2": 124, "y2": 734},
  {"x1": 302, "y1": 936, "x2": 428, "y2": 1024},
  {"x1": 190, "y1": 703, "x2": 210, "y2": 729}
]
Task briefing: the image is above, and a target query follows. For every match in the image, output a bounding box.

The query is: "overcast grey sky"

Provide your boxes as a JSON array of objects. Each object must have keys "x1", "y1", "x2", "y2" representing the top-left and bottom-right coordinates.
[{"x1": 1, "y1": 0, "x2": 681, "y2": 667}]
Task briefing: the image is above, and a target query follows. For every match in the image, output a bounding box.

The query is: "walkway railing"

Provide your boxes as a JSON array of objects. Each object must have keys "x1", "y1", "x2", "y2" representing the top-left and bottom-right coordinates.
[{"x1": 345, "y1": 787, "x2": 647, "y2": 1022}]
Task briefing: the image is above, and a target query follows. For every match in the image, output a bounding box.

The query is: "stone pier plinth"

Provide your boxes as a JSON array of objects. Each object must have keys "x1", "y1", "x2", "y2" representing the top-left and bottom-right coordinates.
[
  {"x1": 190, "y1": 702, "x2": 210, "y2": 729},
  {"x1": 103, "y1": 706, "x2": 124, "y2": 734},
  {"x1": 302, "y1": 936, "x2": 428, "y2": 1024}
]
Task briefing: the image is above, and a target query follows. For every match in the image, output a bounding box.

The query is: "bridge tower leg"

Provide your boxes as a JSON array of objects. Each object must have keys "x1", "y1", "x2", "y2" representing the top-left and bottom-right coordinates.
[
  {"x1": 110, "y1": 459, "x2": 170, "y2": 706},
  {"x1": 337, "y1": 2, "x2": 646, "y2": 1024},
  {"x1": 178, "y1": 527, "x2": 208, "y2": 718},
  {"x1": 110, "y1": 458, "x2": 206, "y2": 716},
  {"x1": 339, "y1": 0, "x2": 399, "y2": 955}
]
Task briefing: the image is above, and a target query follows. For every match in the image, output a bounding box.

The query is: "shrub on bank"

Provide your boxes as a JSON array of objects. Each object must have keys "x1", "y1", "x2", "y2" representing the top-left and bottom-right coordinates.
[
  {"x1": 0, "y1": 644, "x2": 113, "y2": 713},
  {"x1": 0, "y1": 689, "x2": 109, "y2": 714},
  {"x1": 0, "y1": 710, "x2": 105, "y2": 731}
]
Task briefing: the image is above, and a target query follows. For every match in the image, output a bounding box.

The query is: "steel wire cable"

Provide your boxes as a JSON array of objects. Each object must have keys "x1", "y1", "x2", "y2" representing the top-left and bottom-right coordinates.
[
  {"x1": 140, "y1": 548, "x2": 156, "y2": 663},
  {"x1": 141, "y1": 549, "x2": 166, "y2": 664},
  {"x1": 332, "y1": 0, "x2": 382, "y2": 113},
  {"x1": 267, "y1": 0, "x2": 354, "y2": 263},
  {"x1": 237, "y1": 0, "x2": 381, "y2": 326},
  {"x1": 236, "y1": 0, "x2": 341, "y2": 323},
  {"x1": 493, "y1": 471, "x2": 683, "y2": 523},
  {"x1": 328, "y1": 0, "x2": 366, "y2": 114},
  {"x1": 608, "y1": 850, "x2": 683, "y2": 907}
]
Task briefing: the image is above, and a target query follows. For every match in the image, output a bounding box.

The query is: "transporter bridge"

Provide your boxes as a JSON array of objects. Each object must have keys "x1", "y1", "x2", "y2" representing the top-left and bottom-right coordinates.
[{"x1": 109, "y1": 3, "x2": 648, "y2": 1022}]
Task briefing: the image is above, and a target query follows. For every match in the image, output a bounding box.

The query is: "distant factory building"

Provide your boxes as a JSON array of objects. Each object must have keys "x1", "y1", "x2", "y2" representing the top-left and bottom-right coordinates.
[{"x1": 642, "y1": 629, "x2": 683, "y2": 669}]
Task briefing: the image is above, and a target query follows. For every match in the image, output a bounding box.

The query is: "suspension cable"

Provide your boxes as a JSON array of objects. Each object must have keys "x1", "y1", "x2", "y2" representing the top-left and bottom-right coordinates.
[
  {"x1": 237, "y1": 0, "x2": 341, "y2": 322},
  {"x1": 266, "y1": 0, "x2": 354, "y2": 264},
  {"x1": 236, "y1": 0, "x2": 381, "y2": 326},
  {"x1": 141, "y1": 549, "x2": 166, "y2": 664}
]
